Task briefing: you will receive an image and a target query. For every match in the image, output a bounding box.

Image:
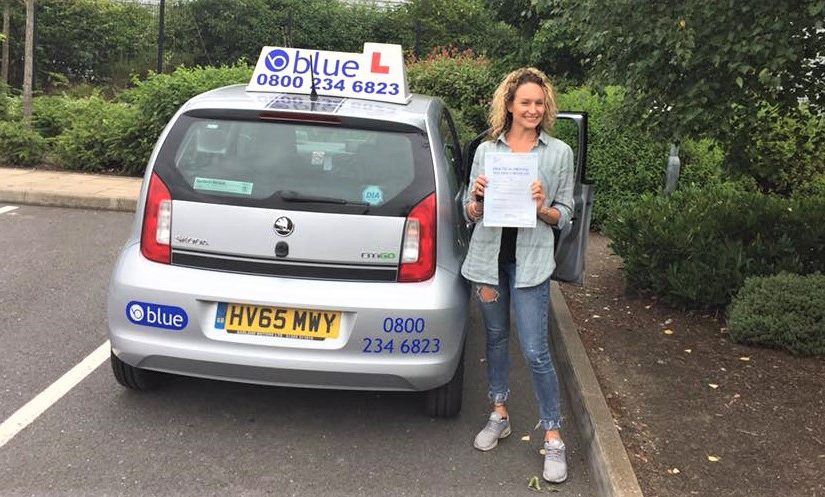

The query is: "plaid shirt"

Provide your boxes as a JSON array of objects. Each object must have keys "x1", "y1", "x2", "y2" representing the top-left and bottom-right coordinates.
[{"x1": 460, "y1": 131, "x2": 575, "y2": 288}]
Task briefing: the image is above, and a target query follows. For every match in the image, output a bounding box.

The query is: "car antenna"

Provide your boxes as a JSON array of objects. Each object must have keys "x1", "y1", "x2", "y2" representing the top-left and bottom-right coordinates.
[{"x1": 309, "y1": 55, "x2": 318, "y2": 102}]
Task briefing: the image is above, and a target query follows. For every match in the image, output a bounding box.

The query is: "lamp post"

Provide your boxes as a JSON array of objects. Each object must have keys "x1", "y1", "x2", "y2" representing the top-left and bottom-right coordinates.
[{"x1": 156, "y1": 0, "x2": 165, "y2": 73}]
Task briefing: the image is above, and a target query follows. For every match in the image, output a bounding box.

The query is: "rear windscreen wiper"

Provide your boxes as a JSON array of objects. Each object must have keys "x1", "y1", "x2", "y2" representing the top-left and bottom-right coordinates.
[{"x1": 276, "y1": 190, "x2": 370, "y2": 207}]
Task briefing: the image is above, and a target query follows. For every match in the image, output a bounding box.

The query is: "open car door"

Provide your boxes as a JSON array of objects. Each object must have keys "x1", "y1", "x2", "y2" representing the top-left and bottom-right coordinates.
[{"x1": 461, "y1": 112, "x2": 594, "y2": 284}]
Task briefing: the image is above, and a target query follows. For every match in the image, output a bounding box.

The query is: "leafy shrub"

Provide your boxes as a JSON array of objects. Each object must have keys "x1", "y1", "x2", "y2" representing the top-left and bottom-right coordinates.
[
  {"x1": 554, "y1": 86, "x2": 726, "y2": 229},
  {"x1": 407, "y1": 48, "x2": 499, "y2": 135},
  {"x1": 0, "y1": 82, "x2": 11, "y2": 121},
  {"x1": 2, "y1": 96, "x2": 22, "y2": 122},
  {"x1": 0, "y1": 122, "x2": 47, "y2": 166},
  {"x1": 54, "y1": 96, "x2": 137, "y2": 173},
  {"x1": 34, "y1": 0, "x2": 155, "y2": 85},
  {"x1": 606, "y1": 183, "x2": 825, "y2": 309},
  {"x1": 727, "y1": 103, "x2": 825, "y2": 195},
  {"x1": 679, "y1": 138, "x2": 725, "y2": 187},
  {"x1": 165, "y1": 0, "x2": 392, "y2": 67},
  {"x1": 794, "y1": 174, "x2": 825, "y2": 198},
  {"x1": 31, "y1": 95, "x2": 102, "y2": 138},
  {"x1": 556, "y1": 87, "x2": 666, "y2": 228},
  {"x1": 116, "y1": 63, "x2": 253, "y2": 175},
  {"x1": 392, "y1": 0, "x2": 521, "y2": 61},
  {"x1": 728, "y1": 272, "x2": 825, "y2": 356}
]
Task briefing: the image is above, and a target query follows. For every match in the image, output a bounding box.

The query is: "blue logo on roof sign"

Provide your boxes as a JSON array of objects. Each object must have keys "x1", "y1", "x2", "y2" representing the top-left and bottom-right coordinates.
[
  {"x1": 126, "y1": 301, "x2": 188, "y2": 331},
  {"x1": 264, "y1": 49, "x2": 290, "y2": 72},
  {"x1": 247, "y1": 43, "x2": 411, "y2": 105}
]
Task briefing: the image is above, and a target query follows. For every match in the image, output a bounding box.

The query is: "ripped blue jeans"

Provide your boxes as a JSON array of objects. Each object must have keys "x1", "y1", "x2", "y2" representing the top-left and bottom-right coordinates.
[{"x1": 474, "y1": 263, "x2": 561, "y2": 431}]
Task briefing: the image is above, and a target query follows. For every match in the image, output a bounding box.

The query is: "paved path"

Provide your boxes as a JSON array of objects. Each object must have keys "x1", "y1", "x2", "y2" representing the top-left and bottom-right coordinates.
[{"x1": 0, "y1": 167, "x2": 141, "y2": 211}]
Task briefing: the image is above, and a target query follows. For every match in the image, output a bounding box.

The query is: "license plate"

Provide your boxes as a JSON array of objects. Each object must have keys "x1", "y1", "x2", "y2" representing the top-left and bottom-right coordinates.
[{"x1": 214, "y1": 303, "x2": 341, "y2": 339}]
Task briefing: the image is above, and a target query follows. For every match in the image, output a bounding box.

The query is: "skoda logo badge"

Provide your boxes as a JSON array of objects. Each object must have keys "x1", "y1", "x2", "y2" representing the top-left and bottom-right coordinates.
[{"x1": 274, "y1": 217, "x2": 295, "y2": 237}]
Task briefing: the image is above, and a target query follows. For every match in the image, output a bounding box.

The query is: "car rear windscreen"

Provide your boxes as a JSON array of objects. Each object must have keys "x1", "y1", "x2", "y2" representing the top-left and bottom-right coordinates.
[{"x1": 155, "y1": 113, "x2": 434, "y2": 216}]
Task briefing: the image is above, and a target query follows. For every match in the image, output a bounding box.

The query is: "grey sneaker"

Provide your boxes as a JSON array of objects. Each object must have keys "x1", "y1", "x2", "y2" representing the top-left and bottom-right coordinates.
[
  {"x1": 473, "y1": 412, "x2": 511, "y2": 451},
  {"x1": 543, "y1": 438, "x2": 568, "y2": 483}
]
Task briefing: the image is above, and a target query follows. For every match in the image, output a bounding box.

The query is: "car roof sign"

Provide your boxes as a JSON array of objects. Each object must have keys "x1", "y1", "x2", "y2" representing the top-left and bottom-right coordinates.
[{"x1": 247, "y1": 43, "x2": 411, "y2": 105}]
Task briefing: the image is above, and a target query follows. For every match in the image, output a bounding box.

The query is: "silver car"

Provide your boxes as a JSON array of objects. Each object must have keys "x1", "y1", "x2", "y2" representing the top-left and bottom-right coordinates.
[{"x1": 107, "y1": 86, "x2": 593, "y2": 417}]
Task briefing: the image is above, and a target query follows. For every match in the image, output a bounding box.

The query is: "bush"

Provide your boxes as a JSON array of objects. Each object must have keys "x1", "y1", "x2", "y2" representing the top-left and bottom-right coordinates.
[
  {"x1": 33, "y1": 0, "x2": 154, "y2": 85},
  {"x1": 0, "y1": 82, "x2": 11, "y2": 121},
  {"x1": 393, "y1": 0, "x2": 522, "y2": 60},
  {"x1": 407, "y1": 48, "x2": 499, "y2": 135},
  {"x1": 116, "y1": 63, "x2": 253, "y2": 175},
  {"x1": 728, "y1": 273, "x2": 825, "y2": 356},
  {"x1": 54, "y1": 96, "x2": 137, "y2": 173},
  {"x1": 555, "y1": 87, "x2": 665, "y2": 229},
  {"x1": 606, "y1": 183, "x2": 825, "y2": 309},
  {"x1": 679, "y1": 138, "x2": 725, "y2": 187},
  {"x1": 554, "y1": 86, "x2": 726, "y2": 229},
  {"x1": 727, "y1": 103, "x2": 825, "y2": 195},
  {"x1": 0, "y1": 122, "x2": 47, "y2": 166},
  {"x1": 32, "y1": 95, "x2": 102, "y2": 138}
]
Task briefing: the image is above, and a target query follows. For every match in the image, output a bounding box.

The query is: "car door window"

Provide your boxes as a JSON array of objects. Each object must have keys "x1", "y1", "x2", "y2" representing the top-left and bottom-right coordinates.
[{"x1": 439, "y1": 109, "x2": 463, "y2": 191}]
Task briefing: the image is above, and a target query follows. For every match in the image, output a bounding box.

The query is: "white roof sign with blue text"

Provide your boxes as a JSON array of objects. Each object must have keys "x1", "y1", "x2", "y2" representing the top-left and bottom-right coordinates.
[{"x1": 247, "y1": 43, "x2": 411, "y2": 105}]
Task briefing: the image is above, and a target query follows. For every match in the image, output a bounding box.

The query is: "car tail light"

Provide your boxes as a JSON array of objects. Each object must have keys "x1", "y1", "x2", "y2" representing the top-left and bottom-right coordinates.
[
  {"x1": 140, "y1": 173, "x2": 172, "y2": 264},
  {"x1": 399, "y1": 193, "x2": 436, "y2": 282}
]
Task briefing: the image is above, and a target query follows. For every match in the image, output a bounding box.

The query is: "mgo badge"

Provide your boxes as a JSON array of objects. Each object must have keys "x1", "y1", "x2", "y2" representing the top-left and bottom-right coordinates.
[{"x1": 246, "y1": 43, "x2": 410, "y2": 104}]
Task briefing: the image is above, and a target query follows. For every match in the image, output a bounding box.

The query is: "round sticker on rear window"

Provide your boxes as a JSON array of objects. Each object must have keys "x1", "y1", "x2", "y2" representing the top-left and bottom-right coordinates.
[{"x1": 362, "y1": 185, "x2": 384, "y2": 205}]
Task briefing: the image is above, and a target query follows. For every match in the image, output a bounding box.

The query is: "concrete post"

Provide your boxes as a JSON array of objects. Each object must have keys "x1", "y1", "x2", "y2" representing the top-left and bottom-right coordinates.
[{"x1": 664, "y1": 143, "x2": 681, "y2": 195}]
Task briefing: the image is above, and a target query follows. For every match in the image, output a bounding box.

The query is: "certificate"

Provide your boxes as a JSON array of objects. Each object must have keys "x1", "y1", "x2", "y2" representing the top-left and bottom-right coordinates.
[{"x1": 482, "y1": 152, "x2": 538, "y2": 228}]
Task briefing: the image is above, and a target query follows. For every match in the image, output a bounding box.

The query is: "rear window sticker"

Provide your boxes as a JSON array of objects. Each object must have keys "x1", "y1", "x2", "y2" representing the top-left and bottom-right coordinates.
[
  {"x1": 194, "y1": 177, "x2": 253, "y2": 195},
  {"x1": 362, "y1": 185, "x2": 384, "y2": 205},
  {"x1": 311, "y1": 151, "x2": 325, "y2": 166}
]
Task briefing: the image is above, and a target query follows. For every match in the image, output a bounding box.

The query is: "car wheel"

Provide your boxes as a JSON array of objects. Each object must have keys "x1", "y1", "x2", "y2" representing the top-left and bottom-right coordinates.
[
  {"x1": 423, "y1": 350, "x2": 464, "y2": 418},
  {"x1": 110, "y1": 351, "x2": 162, "y2": 391}
]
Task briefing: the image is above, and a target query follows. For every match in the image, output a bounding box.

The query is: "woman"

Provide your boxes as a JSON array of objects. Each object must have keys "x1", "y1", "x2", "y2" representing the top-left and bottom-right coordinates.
[{"x1": 461, "y1": 67, "x2": 574, "y2": 483}]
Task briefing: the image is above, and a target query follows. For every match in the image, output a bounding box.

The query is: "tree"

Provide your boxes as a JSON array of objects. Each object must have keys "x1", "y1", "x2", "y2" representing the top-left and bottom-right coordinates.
[
  {"x1": 34, "y1": 0, "x2": 154, "y2": 85},
  {"x1": 544, "y1": 0, "x2": 825, "y2": 147},
  {"x1": 396, "y1": 0, "x2": 521, "y2": 60},
  {"x1": 1, "y1": 1, "x2": 9, "y2": 85},
  {"x1": 22, "y1": 0, "x2": 32, "y2": 121}
]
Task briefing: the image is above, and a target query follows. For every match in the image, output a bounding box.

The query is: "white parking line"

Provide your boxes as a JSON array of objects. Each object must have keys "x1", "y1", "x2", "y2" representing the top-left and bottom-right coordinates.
[
  {"x1": 0, "y1": 340, "x2": 110, "y2": 448},
  {"x1": 0, "y1": 206, "x2": 19, "y2": 215}
]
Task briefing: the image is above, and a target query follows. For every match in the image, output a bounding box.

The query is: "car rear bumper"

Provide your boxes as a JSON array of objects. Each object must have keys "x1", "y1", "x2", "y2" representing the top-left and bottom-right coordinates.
[{"x1": 108, "y1": 244, "x2": 469, "y2": 392}]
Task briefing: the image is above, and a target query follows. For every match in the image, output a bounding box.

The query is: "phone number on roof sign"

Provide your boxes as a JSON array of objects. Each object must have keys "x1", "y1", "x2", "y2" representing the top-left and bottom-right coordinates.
[{"x1": 254, "y1": 74, "x2": 401, "y2": 96}]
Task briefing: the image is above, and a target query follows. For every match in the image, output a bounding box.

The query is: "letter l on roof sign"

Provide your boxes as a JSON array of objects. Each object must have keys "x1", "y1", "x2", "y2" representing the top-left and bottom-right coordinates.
[{"x1": 371, "y1": 52, "x2": 390, "y2": 74}]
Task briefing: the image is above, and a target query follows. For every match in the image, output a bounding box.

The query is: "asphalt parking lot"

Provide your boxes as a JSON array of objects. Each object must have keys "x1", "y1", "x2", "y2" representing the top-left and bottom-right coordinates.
[{"x1": 0, "y1": 205, "x2": 595, "y2": 496}]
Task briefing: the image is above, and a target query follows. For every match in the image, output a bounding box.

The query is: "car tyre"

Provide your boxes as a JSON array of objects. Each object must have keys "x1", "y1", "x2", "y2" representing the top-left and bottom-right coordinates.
[
  {"x1": 111, "y1": 351, "x2": 162, "y2": 391},
  {"x1": 423, "y1": 350, "x2": 464, "y2": 418}
]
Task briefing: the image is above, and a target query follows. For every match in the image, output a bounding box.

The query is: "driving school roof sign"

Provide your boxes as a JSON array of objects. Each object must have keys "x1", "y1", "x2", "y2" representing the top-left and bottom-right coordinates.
[{"x1": 247, "y1": 43, "x2": 411, "y2": 105}]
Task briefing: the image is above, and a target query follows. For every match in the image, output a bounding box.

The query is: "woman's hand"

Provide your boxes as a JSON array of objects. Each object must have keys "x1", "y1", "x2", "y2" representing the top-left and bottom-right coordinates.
[
  {"x1": 472, "y1": 175, "x2": 488, "y2": 201},
  {"x1": 532, "y1": 179, "x2": 546, "y2": 213},
  {"x1": 467, "y1": 175, "x2": 487, "y2": 221}
]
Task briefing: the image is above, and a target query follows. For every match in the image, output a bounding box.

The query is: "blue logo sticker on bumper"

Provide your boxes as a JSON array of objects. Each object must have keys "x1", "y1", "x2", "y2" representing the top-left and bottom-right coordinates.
[{"x1": 126, "y1": 301, "x2": 188, "y2": 331}]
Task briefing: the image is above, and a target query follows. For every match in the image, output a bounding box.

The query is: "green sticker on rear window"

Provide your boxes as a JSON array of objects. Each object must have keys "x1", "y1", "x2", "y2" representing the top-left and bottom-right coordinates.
[{"x1": 194, "y1": 177, "x2": 253, "y2": 195}]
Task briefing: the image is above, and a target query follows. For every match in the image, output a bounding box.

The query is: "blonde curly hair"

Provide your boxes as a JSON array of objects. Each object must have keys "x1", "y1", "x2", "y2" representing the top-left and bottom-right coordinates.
[{"x1": 488, "y1": 67, "x2": 558, "y2": 140}]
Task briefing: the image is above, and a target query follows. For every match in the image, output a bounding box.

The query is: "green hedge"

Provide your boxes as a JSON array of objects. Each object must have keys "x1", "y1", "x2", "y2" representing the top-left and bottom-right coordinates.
[
  {"x1": 0, "y1": 83, "x2": 11, "y2": 121},
  {"x1": 556, "y1": 86, "x2": 724, "y2": 229},
  {"x1": 728, "y1": 272, "x2": 825, "y2": 356},
  {"x1": 31, "y1": 95, "x2": 104, "y2": 138},
  {"x1": 728, "y1": 103, "x2": 825, "y2": 196},
  {"x1": 0, "y1": 121, "x2": 47, "y2": 166},
  {"x1": 53, "y1": 96, "x2": 137, "y2": 173},
  {"x1": 407, "y1": 49, "x2": 499, "y2": 139},
  {"x1": 606, "y1": 183, "x2": 825, "y2": 309}
]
